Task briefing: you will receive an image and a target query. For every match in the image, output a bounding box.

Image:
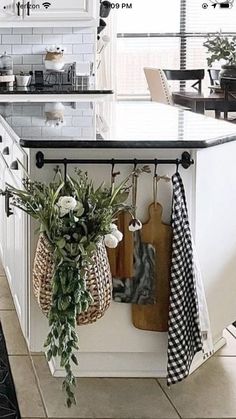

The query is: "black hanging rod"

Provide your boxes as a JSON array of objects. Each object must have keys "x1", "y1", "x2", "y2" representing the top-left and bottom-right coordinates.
[{"x1": 35, "y1": 151, "x2": 194, "y2": 170}]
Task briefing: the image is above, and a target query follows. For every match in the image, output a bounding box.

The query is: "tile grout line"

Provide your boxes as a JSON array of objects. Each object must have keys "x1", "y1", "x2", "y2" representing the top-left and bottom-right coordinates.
[
  {"x1": 29, "y1": 353, "x2": 49, "y2": 419},
  {"x1": 155, "y1": 379, "x2": 182, "y2": 419},
  {"x1": 0, "y1": 308, "x2": 16, "y2": 311}
]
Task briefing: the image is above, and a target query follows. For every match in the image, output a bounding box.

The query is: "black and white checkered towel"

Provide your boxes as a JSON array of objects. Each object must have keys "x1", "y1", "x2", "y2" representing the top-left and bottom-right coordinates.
[{"x1": 167, "y1": 172, "x2": 203, "y2": 385}]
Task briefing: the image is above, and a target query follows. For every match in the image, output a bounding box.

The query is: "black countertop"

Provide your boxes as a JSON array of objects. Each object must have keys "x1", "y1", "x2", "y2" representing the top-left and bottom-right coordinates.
[
  {"x1": 0, "y1": 101, "x2": 235, "y2": 149},
  {"x1": 0, "y1": 85, "x2": 113, "y2": 95}
]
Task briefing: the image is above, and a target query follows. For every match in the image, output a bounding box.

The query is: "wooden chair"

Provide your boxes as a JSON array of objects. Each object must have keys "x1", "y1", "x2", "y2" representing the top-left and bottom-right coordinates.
[
  {"x1": 144, "y1": 68, "x2": 173, "y2": 104},
  {"x1": 164, "y1": 69, "x2": 205, "y2": 93},
  {"x1": 208, "y1": 69, "x2": 220, "y2": 86}
]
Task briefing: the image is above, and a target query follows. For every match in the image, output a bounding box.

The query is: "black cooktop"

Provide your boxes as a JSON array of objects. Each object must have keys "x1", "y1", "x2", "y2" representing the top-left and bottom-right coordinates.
[{"x1": 0, "y1": 85, "x2": 113, "y2": 95}]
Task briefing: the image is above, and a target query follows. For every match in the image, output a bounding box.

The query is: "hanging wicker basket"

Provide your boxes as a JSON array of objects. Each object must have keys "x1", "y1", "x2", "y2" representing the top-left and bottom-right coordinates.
[{"x1": 32, "y1": 234, "x2": 112, "y2": 325}]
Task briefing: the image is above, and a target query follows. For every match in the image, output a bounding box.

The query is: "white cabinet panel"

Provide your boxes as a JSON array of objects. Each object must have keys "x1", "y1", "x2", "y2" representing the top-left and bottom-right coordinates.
[
  {"x1": 27, "y1": 0, "x2": 96, "y2": 21},
  {"x1": 0, "y1": 0, "x2": 98, "y2": 25},
  {"x1": 4, "y1": 169, "x2": 15, "y2": 290},
  {"x1": 0, "y1": 154, "x2": 7, "y2": 262},
  {"x1": 0, "y1": 1, "x2": 22, "y2": 20},
  {"x1": 3, "y1": 167, "x2": 28, "y2": 337}
]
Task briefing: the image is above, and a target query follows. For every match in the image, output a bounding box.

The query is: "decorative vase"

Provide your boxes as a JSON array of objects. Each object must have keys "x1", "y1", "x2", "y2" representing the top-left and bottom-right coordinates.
[
  {"x1": 220, "y1": 64, "x2": 236, "y2": 78},
  {"x1": 32, "y1": 234, "x2": 113, "y2": 325},
  {"x1": 44, "y1": 51, "x2": 65, "y2": 72}
]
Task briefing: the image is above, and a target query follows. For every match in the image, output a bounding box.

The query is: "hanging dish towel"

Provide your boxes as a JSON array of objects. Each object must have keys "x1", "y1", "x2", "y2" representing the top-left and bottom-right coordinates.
[{"x1": 167, "y1": 172, "x2": 203, "y2": 385}]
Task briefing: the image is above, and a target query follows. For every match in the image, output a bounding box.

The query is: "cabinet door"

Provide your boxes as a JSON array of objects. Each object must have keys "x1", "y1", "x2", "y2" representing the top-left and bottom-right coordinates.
[
  {"x1": 0, "y1": 153, "x2": 7, "y2": 262},
  {"x1": 4, "y1": 168, "x2": 27, "y2": 337},
  {"x1": 25, "y1": 0, "x2": 97, "y2": 21},
  {"x1": 0, "y1": 1, "x2": 23, "y2": 20},
  {"x1": 4, "y1": 168, "x2": 15, "y2": 291}
]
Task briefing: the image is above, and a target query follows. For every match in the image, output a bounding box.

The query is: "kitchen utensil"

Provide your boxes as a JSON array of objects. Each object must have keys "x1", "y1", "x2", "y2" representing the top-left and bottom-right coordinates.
[
  {"x1": 132, "y1": 202, "x2": 172, "y2": 332},
  {"x1": 107, "y1": 211, "x2": 134, "y2": 278}
]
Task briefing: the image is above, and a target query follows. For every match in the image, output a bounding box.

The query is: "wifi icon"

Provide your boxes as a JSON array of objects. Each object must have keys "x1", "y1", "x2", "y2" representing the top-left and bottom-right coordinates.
[{"x1": 42, "y1": 2, "x2": 51, "y2": 9}]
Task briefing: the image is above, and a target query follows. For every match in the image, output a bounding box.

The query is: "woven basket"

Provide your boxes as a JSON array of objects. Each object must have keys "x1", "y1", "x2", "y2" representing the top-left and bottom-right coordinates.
[{"x1": 32, "y1": 234, "x2": 112, "y2": 325}]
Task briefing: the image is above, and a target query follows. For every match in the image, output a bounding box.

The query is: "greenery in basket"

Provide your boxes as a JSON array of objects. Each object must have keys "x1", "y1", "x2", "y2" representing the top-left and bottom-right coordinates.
[
  {"x1": 5, "y1": 166, "x2": 149, "y2": 407},
  {"x1": 203, "y1": 32, "x2": 236, "y2": 67}
]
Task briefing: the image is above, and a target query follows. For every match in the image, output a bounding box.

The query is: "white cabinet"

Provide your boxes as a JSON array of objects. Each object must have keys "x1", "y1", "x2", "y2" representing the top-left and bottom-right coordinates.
[
  {"x1": 0, "y1": 127, "x2": 28, "y2": 338},
  {"x1": 3, "y1": 166, "x2": 28, "y2": 337},
  {"x1": 0, "y1": 1, "x2": 21, "y2": 20},
  {"x1": 0, "y1": 153, "x2": 7, "y2": 262},
  {"x1": 0, "y1": 0, "x2": 98, "y2": 26},
  {"x1": 27, "y1": 0, "x2": 96, "y2": 22}
]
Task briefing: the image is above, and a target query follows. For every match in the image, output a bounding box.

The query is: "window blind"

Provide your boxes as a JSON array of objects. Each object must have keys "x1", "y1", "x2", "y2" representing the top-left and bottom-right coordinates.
[{"x1": 116, "y1": 0, "x2": 236, "y2": 97}]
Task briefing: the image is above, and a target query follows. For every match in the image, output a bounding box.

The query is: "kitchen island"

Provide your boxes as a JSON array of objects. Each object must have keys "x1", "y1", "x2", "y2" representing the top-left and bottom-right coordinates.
[{"x1": 0, "y1": 100, "x2": 236, "y2": 378}]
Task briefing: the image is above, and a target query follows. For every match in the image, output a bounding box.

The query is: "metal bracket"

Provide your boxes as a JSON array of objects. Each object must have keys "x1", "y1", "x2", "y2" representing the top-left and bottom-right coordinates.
[{"x1": 36, "y1": 151, "x2": 194, "y2": 170}]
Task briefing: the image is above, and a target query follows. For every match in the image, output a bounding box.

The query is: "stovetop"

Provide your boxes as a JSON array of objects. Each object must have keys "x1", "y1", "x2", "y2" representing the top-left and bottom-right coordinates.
[{"x1": 0, "y1": 84, "x2": 113, "y2": 95}]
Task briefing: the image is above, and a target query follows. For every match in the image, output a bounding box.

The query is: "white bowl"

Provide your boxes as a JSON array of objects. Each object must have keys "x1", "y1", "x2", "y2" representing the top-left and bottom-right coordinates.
[{"x1": 44, "y1": 60, "x2": 65, "y2": 71}]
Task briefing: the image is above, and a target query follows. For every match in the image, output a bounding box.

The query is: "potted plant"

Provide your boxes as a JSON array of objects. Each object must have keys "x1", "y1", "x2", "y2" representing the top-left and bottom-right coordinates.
[
  {"x1": 4, "y1": 166, "x2": 147, "y2": 407},
  {"x1": 203, "y1": 32, "x2": 236, "y2": 79}
]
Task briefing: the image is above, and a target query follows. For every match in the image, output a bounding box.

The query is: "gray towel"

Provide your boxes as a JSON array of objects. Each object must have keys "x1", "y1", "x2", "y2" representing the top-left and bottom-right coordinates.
[{"x1": 113, "y1": 231, "x2": 156, "y2": 304}]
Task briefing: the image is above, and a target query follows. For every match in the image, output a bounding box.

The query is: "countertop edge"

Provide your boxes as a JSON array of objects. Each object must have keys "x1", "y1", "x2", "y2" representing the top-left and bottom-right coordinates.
[{"x1": 19, "y1": 135, "x2": 236, "y2": 149}]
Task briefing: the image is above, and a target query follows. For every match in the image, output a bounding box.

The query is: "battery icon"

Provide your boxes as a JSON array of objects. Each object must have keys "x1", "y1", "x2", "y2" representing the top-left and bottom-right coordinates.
[{"x1": 220, "y1": 3, "x2": 230, "y2": 7}]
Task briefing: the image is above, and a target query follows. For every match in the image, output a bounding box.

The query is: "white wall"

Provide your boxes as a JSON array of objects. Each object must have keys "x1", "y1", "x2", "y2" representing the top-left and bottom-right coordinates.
[{"x1": 0, "y1": 27, "x2": 96, "y2": 74}]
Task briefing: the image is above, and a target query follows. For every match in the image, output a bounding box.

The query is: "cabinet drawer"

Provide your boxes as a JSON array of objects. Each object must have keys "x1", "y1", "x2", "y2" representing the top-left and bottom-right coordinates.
[
  {"x1": 0, "y1": 127, "x2": 15, "y2": 159},
  {"x1": 8, "y1": 144, "x2": 28, "y2": 186},
  {"x1": 12, "y1": 143, "x2": 27, "y2": 170}
]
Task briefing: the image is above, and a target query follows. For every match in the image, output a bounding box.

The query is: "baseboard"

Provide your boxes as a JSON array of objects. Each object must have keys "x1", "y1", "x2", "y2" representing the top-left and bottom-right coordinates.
[{"x1": 48, "y1": 335, "x2": 226, "y2": 378}]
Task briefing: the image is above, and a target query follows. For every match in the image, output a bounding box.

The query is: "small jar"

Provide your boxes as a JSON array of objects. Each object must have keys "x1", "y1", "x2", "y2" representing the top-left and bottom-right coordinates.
[{"x1": 0, "y1": 52, "x2": 13, "y2": 75}]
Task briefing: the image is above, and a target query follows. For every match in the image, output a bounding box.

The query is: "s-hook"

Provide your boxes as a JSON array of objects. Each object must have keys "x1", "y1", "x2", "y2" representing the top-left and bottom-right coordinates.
[
  {"x1": 153, "y1": 159, "x2": 158, "y2": 206},
  {"x1": 111, "y1": 159, "x2": 120, "y2": 186},
  {"x1": 63, "y1": 159, "x2": 68, "y2": 184}
]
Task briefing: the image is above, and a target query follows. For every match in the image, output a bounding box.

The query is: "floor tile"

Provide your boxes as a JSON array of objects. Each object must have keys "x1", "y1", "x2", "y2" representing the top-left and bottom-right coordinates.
[
  {"x1": 32, "y1": 355, "x2": 179, "y2": 419},
  {"x1": 0, "y1": 310, "x2": 28, "y2": 355},
  {"x1": 216, "y1": 329, "x2": 236, "y2": 356},
  {"x1": 0, "y1": 276, "x2": 14, "y2": 310},
  {"x1": 9, "y1": 356, "x2": 46, "y2": 418},
  {"x1": 159, "y1": 356, "x2": 236, "y2": 418}
]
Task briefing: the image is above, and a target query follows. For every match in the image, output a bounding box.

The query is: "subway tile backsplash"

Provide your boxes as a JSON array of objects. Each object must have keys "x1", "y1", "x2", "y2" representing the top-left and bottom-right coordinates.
[{"x1": 0, "y1": 27, "x2": 96, "y2": 74}]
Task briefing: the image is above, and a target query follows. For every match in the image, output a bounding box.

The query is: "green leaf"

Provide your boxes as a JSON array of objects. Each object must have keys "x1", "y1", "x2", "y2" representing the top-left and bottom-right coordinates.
[
  {"x1": 60, "y1": 351, "x2": 68, "y2": 367},
  {"x1": 44, "y1": 335, "x2": 52, "y2": 347},
  {"x1": 47, "y1": 350, "x2": 53, "y2": 362},
  {"x1": 71, "y1": 354, "x2": 78, "y2": 365},
  {"x1": 52, "y1": 345, "x2": 58, "y2": 357},
  {"x1": 56, "y1": 238, "x2": 66, "y2": 249}
]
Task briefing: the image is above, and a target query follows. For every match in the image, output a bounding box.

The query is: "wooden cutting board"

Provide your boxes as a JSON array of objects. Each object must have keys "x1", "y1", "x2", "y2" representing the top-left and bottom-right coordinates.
[
  {"x1": 132, "y1": 203, "x2": 172, "y2": 332},
  {"x1": 107, "y1": 211, "x2": 134, "y2": 278}
]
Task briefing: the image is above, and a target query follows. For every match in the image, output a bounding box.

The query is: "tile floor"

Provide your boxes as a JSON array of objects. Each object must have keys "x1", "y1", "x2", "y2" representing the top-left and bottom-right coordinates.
[{"x1": 1, "y1": 262, "x2": 236, "y2": 419}]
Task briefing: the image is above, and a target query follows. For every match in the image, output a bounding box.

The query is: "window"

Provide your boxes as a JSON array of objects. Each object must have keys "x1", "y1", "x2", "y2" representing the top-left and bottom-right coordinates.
[{"x1": 116, "y1": 0, "x2": 236, "y2": 97}]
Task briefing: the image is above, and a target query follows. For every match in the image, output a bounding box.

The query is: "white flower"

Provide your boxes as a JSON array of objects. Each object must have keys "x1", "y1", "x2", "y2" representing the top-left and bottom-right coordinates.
[
  {"x1": 128, "y1": 218, "x2": 142, "y2": 232},
  {"x1": 104, "y1": 234, "x2": 119, "y2": 248},
  {"x1": 108, "y1": 223, "x2": 123, "y2": 242},
  {"x1": 57, "y1": 196, "x2": 77, "y2": 217},
  {"x1": 112, "y1": 229, "x2": 123, "y2": 242}
]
